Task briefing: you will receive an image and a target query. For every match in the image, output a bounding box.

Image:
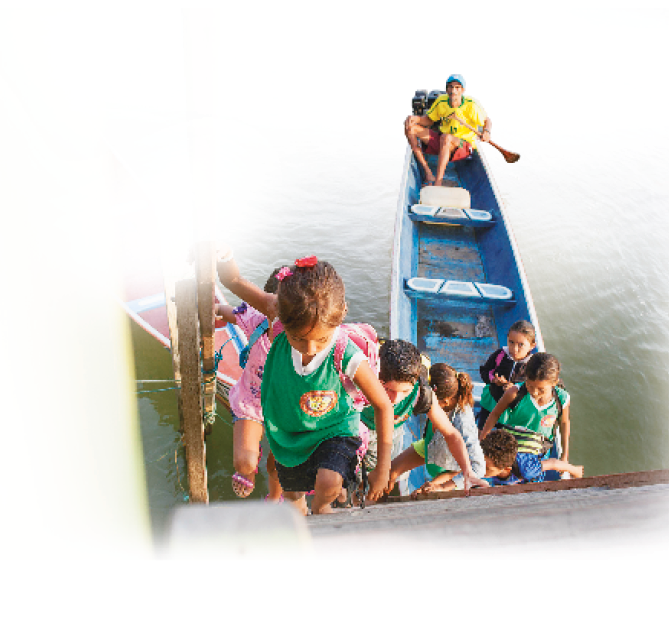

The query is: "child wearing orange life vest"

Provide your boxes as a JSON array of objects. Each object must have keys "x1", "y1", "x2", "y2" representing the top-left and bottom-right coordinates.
[{"x1": 217, "y1": 249, "x2": 393, "y2": 515}]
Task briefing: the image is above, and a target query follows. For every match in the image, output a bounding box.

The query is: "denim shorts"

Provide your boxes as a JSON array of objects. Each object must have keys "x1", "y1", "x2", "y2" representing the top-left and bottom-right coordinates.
[
  {"x1": 231, "y1": 413, "x2": 264, "y2": 426},
  {"x1": 274, "y1": 436, "x2": 362, "y2": 493}
]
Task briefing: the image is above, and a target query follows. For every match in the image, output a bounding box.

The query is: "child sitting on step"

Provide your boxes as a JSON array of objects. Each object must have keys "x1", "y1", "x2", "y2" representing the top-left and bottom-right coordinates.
[
  {"x1": 480, "y1": 352, "x2": 580, "y2": 483},
  {"x1": 476, "y1": 320, "x2": 536, "y2": 430},
  {"x1": 386, "y1": 363, "x2": 489, "y2": 497}
]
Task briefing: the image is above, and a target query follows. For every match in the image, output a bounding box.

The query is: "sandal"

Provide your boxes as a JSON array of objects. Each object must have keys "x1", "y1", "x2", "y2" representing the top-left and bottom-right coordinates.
[
  {"x1": 232, "y1": 473, "x2": 255, "y2": 498},
  {"x1": 231, "y1": 445, "x2": 262, "y2": 498}
]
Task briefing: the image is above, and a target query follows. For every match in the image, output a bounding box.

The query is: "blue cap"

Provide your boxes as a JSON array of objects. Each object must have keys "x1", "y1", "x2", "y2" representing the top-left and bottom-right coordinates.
[{"x1": 446, "y1": 74, "x2": 466, "y2": 89}]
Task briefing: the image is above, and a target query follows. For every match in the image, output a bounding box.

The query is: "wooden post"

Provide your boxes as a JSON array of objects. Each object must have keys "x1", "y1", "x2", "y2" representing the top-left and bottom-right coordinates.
[
  {"x1": 175, "y1": 273, "x2": 208, "y2": 504},
  {"x1": 196, "y1": 241, "x2": 217, "y2": 435}
]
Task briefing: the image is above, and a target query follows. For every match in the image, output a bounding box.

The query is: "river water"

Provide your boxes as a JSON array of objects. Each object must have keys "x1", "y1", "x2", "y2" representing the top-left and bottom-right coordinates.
[{"x1": 110, "y1": 3, "x2": 669, "y2": 537}]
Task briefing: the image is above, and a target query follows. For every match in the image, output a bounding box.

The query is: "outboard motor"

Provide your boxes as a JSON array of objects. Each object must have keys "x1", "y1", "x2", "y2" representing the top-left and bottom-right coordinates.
[
  {"x1": 427, "y1": 89, "x2": 445, "y2": 109},
  {"x1": 412, "y1": 89, "x2": 428, "y2": 116}
]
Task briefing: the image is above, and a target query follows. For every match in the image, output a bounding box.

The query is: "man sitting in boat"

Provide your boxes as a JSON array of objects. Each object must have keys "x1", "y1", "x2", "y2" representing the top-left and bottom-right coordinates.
[{"x1": 404, "y1": 74, "x2": 492, "y2": 187}]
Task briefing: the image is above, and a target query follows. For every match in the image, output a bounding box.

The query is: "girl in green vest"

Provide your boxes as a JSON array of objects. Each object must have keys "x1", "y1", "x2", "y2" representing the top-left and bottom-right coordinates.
[
  {"x1": 480, "y1": 353, "x2": 578, "y2": 482},
  {"x1": 259, "y1": 256, "x2": 394, "y2": 515},
  {"x1": 217, "y1": 249, "x2": 393, "y2": 514}
]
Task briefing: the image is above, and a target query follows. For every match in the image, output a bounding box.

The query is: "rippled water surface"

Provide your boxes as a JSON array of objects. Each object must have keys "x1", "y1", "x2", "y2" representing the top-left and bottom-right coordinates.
[{"x1": 118, "y1": 4, "x2": 669, "y2": 536}]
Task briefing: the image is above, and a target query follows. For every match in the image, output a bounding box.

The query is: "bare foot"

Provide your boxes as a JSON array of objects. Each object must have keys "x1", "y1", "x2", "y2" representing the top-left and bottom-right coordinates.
[{"x1": 571, "y1": 465, "x2": 584, "y2": 479}]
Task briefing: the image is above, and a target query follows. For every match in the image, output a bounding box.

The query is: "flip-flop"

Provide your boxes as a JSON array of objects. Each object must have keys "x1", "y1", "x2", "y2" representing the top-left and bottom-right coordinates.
[
  {"x1": 232, "y1": 472, "x2": 255, "y2": 498},
  {"x1": 231, "y1": 445, "x2": 263, "y2": 498}
]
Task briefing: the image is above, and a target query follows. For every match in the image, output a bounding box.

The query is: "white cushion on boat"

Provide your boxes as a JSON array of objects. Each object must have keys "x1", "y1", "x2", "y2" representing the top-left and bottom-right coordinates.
[
  {"x1": 406, "y1": 277, "x2": 444, "y2": 293},
  {"x1": 419, "y1": 186, "x2": 471, "y2": 209},
  {"x1": 472, "y1": 382, "x2": 485, "y2": 403},
  {"x1": 439, "y1": 280, "x2": 480, "y2": 297},
  {"x1": 475, "y1": 282, "x2": 513, "y2": 300},
  {"x1": 410, "y1": 204, "x2": 440, "y2": 216},
  {"x1": 464, "y1": 209, "x2": 492, "y2": 222}
]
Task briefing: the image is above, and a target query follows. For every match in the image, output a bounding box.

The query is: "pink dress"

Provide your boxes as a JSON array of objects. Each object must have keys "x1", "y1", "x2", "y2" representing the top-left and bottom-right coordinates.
[{"x1": 228, "y1": 303, "x2": 274, "y2": 423}]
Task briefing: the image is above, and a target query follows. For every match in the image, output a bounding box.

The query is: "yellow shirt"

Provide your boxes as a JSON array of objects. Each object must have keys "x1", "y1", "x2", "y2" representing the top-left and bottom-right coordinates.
[{"x1": 426, "y1": 96, "x2": 487, "y2": 148}]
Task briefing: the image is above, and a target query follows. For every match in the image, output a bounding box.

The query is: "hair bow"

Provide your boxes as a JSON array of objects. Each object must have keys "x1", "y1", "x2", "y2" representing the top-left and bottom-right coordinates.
[
  {"x1": 295, "y1": 255, "x2": 318, "y2": 268},
  {"x1": 275, "y1": 266, "x2": 293, "y2": 282}
]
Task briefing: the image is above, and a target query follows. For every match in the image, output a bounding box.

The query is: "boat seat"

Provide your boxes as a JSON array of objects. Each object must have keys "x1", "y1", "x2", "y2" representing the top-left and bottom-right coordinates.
[
  {"x1": 409, "y1": 204, "x2": 493, "y2": 227},
  {"x1": 405, "y1": 277, "x2": 444, "y2": 293},
  {"x1": 419, "y1": 185, "x2": 471, "y2": 209},
  {"x1": 404, "y1": 278, "x2": 515, "y2": 304}
]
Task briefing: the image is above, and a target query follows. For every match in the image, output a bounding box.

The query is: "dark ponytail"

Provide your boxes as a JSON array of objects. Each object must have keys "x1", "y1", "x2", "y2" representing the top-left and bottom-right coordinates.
[{"x1": 429, "y1": 363, "x2": 474, "y2": 409}]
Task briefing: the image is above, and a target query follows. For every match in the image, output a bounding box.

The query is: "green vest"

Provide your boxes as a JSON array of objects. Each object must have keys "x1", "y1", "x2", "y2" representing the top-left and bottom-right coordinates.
[
  {"x1": 479, "y1": 385, "x2": 497, "y2": 413},
  {"x1": 360, "y1": 381, "x2": 419, "y2": 431},
  {"x1": 423, "y1": 420, "x2": 447, "y2": 478},
  {"x1": 261, "y1": 331, "x2": 361, "y2": 467},
  {"x1": 498, "y1": 384, "x2": 569, "y2": 441}
]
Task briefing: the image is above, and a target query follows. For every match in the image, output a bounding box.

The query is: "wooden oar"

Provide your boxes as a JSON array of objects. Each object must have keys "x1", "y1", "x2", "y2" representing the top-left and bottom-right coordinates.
[{"x1": 449, "y1": 114, "x2": 520, "y2": 163}]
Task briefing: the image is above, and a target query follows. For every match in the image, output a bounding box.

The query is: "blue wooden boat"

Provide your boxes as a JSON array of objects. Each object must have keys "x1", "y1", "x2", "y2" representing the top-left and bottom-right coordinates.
[{"x1": 390, "y1": 109, "x2": 561, "y2": 494}]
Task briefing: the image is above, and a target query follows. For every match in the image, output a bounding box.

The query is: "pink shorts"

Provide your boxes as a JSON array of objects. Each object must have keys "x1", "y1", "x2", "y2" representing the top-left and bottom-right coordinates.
[{"x1": 424, "y1": 130, "x2": 473, "y2": 161}]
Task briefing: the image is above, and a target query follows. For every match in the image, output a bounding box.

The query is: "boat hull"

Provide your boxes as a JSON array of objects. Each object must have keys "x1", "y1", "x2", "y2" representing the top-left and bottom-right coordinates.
[
  {"x1": 391, "y1": 147, "x2": 559, "y2": 493},
  {"x1": 121, "y1": 263, "x2": 244, "y2": 408}
]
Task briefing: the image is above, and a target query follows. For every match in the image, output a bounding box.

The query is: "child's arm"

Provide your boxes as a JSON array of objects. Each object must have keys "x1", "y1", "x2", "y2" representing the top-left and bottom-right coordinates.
[
  {"x1": 542, "y1": 457, "x2": 583, "y2": 478},
  {"x1": 558, "y1": 401, "x2": 571, "y2": 462},
  {"x1": 387, "y1": 445, "x2": 425, "y2": 494},
  {"x1": 216, "y1": 249, "x2": 278, "y2": 320},
  {"x1": 353, "y1": 361, "x2": 394, "y2": 501},
  {"x1": 479, "y1": 385, "x2": 518, "y2": 440},
  {"x1": 428, "y1": 398, "x2": 488, "y2": 494},
  {"x1": 214, "y1": 303, "x2": 237, "y2": 325}
]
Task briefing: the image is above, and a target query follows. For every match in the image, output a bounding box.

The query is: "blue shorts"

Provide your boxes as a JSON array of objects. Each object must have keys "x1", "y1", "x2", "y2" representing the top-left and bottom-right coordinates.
[
  {"x1": 516, "y1": 452, "x2": 545, "y2": 483},
  {"x1": 274, "y1": 436, "x2": 362, "y2": 493}
]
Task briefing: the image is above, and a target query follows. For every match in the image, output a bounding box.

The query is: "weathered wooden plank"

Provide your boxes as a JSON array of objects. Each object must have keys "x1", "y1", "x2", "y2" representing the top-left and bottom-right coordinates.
[
  {"x1": 176, "y1": 274, "x2": 208, "y2": 504},
  {"x1": 380, "y1": 469, "x2": 669, "y2": 504}
]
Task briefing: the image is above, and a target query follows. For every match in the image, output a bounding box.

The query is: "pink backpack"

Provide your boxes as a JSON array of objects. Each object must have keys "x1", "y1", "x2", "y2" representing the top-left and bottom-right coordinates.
[{"x1": 333, "y1": 323, "x2": 380, "y2": 411}]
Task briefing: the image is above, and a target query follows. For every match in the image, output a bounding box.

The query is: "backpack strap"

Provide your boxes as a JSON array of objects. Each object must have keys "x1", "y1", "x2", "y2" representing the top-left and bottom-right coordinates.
[
  {"x1": 238, "y1": 318, "x2": 269, "y2": 369},
  {"x1": 334, "y1": 329, "x2": 360, "y2": 398},
  {"x1": 506, "y1": 383, "x2": 528, "y2": 411},
  {"x1": 413, "y1": 365, "x2": 433, "y2": 416}
]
